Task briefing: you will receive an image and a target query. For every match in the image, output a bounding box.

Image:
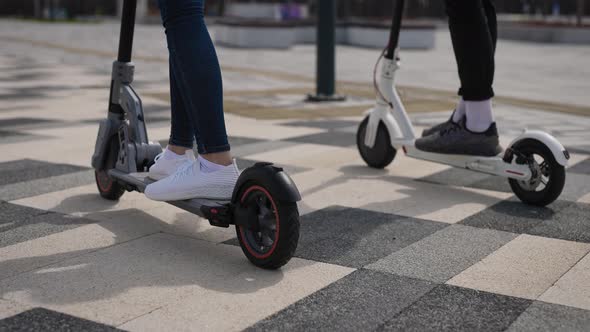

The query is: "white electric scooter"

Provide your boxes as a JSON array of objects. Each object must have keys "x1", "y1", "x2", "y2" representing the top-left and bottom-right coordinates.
[{"x1": 357, "y1": 0, "x2": 568, "y2": 207}]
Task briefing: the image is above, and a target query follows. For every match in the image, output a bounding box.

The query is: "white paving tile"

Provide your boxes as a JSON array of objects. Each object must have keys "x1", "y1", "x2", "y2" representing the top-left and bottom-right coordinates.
[
  {"x1": 12, "y1": 184, "x2": 236, "y2": 244},
  {"x1": 0, "y1": 299, "x2": 32, "y2": 319},
  {"x1": 0, "y1": 233, "x2": 353, "y2": 327},
  {"x1": 120, "y1": 257, "x2": 354, "y2": 332},
  {"x1": 247, "y1": 143, "x2": 358, "y2": 169},
  {"x1": 0, "y1": 215, "x2": 160, "y2": 281},
  {"x1": 539, "y1": 252, "x2": 590, "y2": 310},
  {"x1": 447, "y1": 235, "x2": 590, "y2": 300}
]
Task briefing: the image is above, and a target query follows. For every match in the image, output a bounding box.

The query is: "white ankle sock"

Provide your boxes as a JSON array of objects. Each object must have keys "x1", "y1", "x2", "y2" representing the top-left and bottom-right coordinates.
[
  {"x1": 466, "y1": 99, "x2": 494, "y2": 133},
  {"x1": 452, "y1": 97, "x2": 466, "y2": 123},
  {"x1": 198, "y1": 156, "x2": 228, "y2": 173},
  {"x1": 164, "y1": 147, "x2": 188, "y2": 160}
]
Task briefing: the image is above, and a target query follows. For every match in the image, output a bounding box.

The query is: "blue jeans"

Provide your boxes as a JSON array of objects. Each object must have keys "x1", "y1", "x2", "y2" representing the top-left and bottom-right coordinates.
[{"x1": 158, "y1": 0, "x2": 230, "y2": 154}]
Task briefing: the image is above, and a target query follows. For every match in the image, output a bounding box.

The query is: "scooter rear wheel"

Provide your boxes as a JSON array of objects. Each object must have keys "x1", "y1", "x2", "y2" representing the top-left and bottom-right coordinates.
[
  {"x1": 508, "y1": 139, "x2": 565, "y2": 207},
  {"x1": 357, "y1": 116, "x2": 397, "y2": 169},
  {"x1": 95, "y1": 137, "x2": 125, "y2": 201},
  {"x1": 235, "y1": 183, "x2": 299, "y2": 269}
]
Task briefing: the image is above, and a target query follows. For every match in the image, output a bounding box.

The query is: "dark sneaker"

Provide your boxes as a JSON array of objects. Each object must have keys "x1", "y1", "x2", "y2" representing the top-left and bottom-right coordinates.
[
  {"x1": 415, "y1": 119, "x2": 503, "y2": 157},
  {"x1": 421, "y1": 111, "x2": 463, "y2": 137}
]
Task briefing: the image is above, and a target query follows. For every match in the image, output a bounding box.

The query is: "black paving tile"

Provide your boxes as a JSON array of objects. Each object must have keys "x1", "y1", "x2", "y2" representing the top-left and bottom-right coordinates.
[
  {"x1": 378, "y1": 285, "x2": 531, "y2": 332},
  {"x1": 562, "y1": 173, "x2": 590, "y2": 202},
  {"x1": 527, "y1": 202, "x2": 590, "y2": 243},
  {"x1": 569, "y1": 158, "x2": 590, "y2": 175},
  {"x1": 0, "y1": 117, "x2": 59, "y2": 129},
  {"x1": 568, "y1": 145, "x2": 590, "y2": 155},
  {"x1": 0, "y1": 159, "x2": 89, "y2": 187},
  {"x1": 228, "y1": 136, "x2": 265, "y2": 147},
  {"x1": 460, "y1": 199, "x2": 573, "y2": 235},
  {"x1": 468, "y1": 176, "x2": 512, "y2": 193},
  {"x1": 507, "y1": 301, "x2": 590, "y2": 332},
  {"x1": 0, "y1": 131, "x2": 29, "y2": 139},
  {"x1": 0, "y1": 308, "x2": 122, "y2": 332},
  {"x1": 294, "y1": 206, "x2": 446, "y2": 268},
  {"x1": 0, "y1": 202, "x2": 96, "y2": 248},
  {"x1": 0, "y1": 72, "x2": 52, "y2": 82},
  {"x1": 418, "y1": 168, "x2": 490, "y2": 188},
  {"x1": 0, "y1": 170, "x2": 95, "y2": 201},
  {"x1": 247, "y1": 270, "x2": 436, "y2": 332},
  {"x1": 283, "y1": 119, "x2": 359, "y2": 130},
  {"x1": 286, "y1": 131, "x2": 355, "y2": 147}
]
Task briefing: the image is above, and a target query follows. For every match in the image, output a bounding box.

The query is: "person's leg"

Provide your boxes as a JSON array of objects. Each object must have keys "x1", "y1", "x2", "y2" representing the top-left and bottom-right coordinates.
[
  {"x1": 483, "y1": 0, "x2": 498, "y2": 54},
  {"x1": 168, "y1": 60, "x2": 196, "y2": 152},
  {"x1": 446, "y1": 0, "x2": 495, "y2": 132},
  {"x1": 162, "y1": 0, "x2": 231, "y2": 166},
  {"x1": 146, "y1": 0, "x2": 239, "y2": 200},
  {"x1": 415, "y1": 0, "x2": 501, "y2": 157}
]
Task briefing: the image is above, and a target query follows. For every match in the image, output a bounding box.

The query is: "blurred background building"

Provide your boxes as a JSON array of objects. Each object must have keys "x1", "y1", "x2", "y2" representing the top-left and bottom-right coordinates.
[{"x1": 1, "y1": 0, "x2": 588, "y2": 25}]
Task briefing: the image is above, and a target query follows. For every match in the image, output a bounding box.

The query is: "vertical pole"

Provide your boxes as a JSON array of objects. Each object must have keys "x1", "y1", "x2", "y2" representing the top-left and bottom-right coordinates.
[
  {"x1": 317, "y1": 0, "x2": 335, "y2": 96},
  {"x1": 308, "y1": 0, "x2": 345, "y2": 102},
  {"x1": 577, "y1": 0, "x2": 584, "y2": 26}
]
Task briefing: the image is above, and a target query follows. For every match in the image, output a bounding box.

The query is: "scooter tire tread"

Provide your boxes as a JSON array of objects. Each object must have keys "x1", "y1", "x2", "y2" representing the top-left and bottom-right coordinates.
[
  {"x1": 508, "y1": 139, "x2": 566, "y2": 207},
  {"x1": 357, "y1": 117, "x2": 397, "y2": 169},
  {"x1": 237, "y1": 202, "x2": 300, "y2": 270}
]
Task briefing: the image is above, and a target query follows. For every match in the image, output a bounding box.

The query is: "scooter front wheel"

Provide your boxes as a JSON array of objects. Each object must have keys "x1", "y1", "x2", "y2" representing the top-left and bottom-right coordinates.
[
  {"x1": 508, "y1": 139, "x2": 565, "y2": 207},
  {"x1": 357, "y1": 116, "x2": 397, "y2": 169},
  {"x1": 235, "y1": 183, "x2": 299, "y2": 269},
  {"x1": 95, "y1": 137, "x2": 125, "y2": 201}
]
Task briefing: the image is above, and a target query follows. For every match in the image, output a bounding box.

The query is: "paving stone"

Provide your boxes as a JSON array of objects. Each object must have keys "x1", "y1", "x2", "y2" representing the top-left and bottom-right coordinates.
[
  {"x1": 562, "y1": 173, "x2": 590, "y2": 202},
  {"x1": 527, "y1": 202, "x2": 590, "y2": 243},
  {"x1": 230, "y1": 140, "x2": 298, "y2": 158},
  {"x1": 0, "y1": 159, "x2": 89, "y2": 187},
  {"x1": 540, "y1": 252, "x2": 590, "y2": 310},
  {"x1": 0, "y1": 131, "x2": 46, "y2": 144},
  {"x1": 0, "y1": 214, "x2": 161, "y2": 280},
  {"x1": 0, "y1": 202, "x2": 96, "y2": 248},
  {"x1": 569, "y1": 158, "x2": 590, "y2": 175},
  {"x1": 0, "y1": 117, "x2": 59, "y2": 129},
  {"x1": 419, "y1": 168, "x2": 491, "y2": 188},
  {"x1": 10, "y1": 183, "x2": 237, "y2": 245},
  {"x1": 0, "y1": 170, "x2": 95, "y2": 201},
  {"x1": 0, "y1": 308, "x2": 122, "y2": 332},
  {"x1": 235, "y1": 158, "x2": 309, "y2": 176},
  {"x1": 247, "y1": 143, "x2": 358, "y2": 169},
  {"x1": 282, "y1": 119, "x2": 360, "y2": 130},
  {"x1": 120, "y1": 258, "x2": 354, "y2": 332},
  {"x1": 377, "y1": 285, "x2": 531, "y2": 331},
  {"x1": 447, "y1": 235, "x2": 590, "y2": 300},
  {"x1": 568, "y1": 145, "x2": 590, "y2": 155},
  {"x1": 0, "y1": 299, "x2": 31, "y2": 320},
  {"x1": 0, "y1": 233, "x2": 353, "y2": 327},
  {"x1": 460, "y1": 199, "x2": 573, "y2": 235},
  {"x1": 292, "y1": 206, "x2": 446, "y2": 268},
  {"x1": 367, "y1": 225, "x2": 517, "y2": 283},
  {"x1": 286, "y1": 131, "x2": 356, "y2": 147},
  {"x1": 468, "y1": 176, "x2": 513, "y2": 193},
  {"x1": 507, "y1": 301, "x2": 590, "y2": 332},
  {"x1": 247, "y1": 270, "x2": 436, "y2": 332},
  {"x1": 228, "y1": 135, "x2": 266, "y2": 147}
]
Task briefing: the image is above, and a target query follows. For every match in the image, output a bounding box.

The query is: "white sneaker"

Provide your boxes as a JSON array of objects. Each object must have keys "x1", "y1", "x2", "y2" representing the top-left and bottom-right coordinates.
[
  {"x1": 145, "y1": 159, "x2": 240, "y2": 201},
  {"x1": 148, "y1": 148, "x2": 195, "y2": 180}
]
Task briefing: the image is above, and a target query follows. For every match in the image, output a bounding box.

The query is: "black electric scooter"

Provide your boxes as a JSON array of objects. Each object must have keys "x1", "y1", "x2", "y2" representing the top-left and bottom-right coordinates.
[{"x1": 91, "y1": 0, "x2": 301, "y2": 269}]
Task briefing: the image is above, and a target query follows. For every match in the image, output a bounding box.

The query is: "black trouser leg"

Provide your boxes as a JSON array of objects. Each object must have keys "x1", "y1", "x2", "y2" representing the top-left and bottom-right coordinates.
[{"x1": 445, "y1": 0, "x2": 496, "y2": 101}]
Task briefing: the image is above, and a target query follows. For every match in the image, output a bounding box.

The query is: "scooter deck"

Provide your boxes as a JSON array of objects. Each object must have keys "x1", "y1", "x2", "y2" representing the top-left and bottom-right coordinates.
[{"x1": 108, "y1": 169, "x2": 228, "y2": 218}]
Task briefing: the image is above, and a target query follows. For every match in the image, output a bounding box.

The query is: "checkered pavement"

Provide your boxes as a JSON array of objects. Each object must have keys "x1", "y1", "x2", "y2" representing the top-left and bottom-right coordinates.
[{"x1": 2, "y1": 48, "x2": 590, "y2": 332}]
